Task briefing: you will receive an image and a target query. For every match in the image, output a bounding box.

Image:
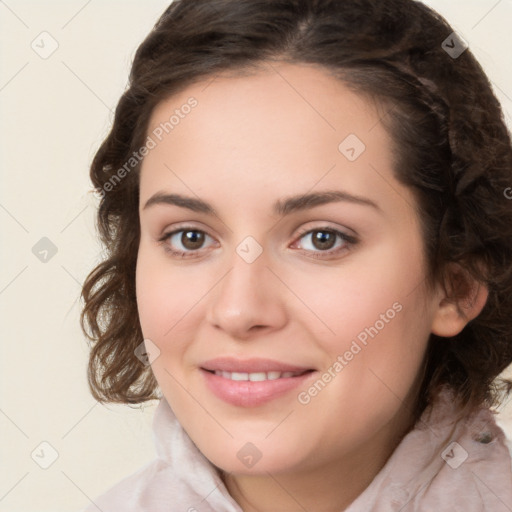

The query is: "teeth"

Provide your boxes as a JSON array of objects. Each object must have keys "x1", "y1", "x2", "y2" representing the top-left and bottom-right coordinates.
[
  {"x1": 231, "y1": 372, "x2": 248, "y2": 381},
  {"x1": 249, "y1": 372, "x2": 267, "y2": 382},
  {"x1": 213, "y1": 370, "x2": 303, "y2": 381}
]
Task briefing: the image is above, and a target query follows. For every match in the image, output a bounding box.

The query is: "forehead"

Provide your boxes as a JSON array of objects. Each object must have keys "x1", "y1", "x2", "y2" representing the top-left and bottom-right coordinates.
[
  {"x1": 145, "y1": 61, "x2": 385, "y2": 153},
  {"x1": 139, "y1": 62, "x2": 412, "y2": 218}
]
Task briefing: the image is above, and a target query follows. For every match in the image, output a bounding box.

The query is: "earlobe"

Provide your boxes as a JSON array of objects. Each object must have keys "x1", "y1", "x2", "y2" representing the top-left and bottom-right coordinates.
[{"x1": 431, "y1": 272, "x2": 489, "y2": 338}]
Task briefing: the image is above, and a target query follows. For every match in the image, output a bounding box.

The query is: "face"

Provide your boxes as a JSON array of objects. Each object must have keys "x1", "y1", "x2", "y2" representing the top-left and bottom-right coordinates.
[{"x1": 136, "y1": 62, "x2": 443, "y2": 476}]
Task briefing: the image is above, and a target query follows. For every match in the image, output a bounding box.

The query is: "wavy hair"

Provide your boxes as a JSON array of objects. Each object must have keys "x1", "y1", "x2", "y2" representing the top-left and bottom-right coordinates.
[{"x1": 81, "y1": 0, "x2": 512, "y2": 417}]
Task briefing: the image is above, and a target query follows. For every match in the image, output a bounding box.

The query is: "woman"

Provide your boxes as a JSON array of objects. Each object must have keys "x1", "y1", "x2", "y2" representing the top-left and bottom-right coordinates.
[{"x1": 81, "y1": 0, "x2": 512, "y2": 510}]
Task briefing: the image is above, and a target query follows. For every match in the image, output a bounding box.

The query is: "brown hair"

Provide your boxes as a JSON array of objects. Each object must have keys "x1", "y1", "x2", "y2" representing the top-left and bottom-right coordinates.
[{"x1": 81, "y1": 0, "x2": 512, "y2": 417}]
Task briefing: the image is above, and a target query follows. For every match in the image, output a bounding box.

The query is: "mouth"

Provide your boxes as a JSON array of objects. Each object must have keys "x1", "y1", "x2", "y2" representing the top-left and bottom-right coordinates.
[
  {"x1": 203, "y1": 369, "x2": 313, "y2": 381},
  {"x1": 199, "y1": 357, "x2": 316, "y2": 407}
]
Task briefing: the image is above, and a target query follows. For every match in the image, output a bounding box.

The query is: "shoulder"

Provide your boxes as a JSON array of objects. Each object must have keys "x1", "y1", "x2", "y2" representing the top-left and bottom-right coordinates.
[
  {"x1": 77, "y1": 455, "x2": 233, "y2": 512},
  {"x1": 495, "y1": 413, "x2": 512, "y2": 508},
  {"x1": 495, "y1": 413, "x2": 512, "y2": 466},
  {"x1": 78, "y1": 459, "x2": 169, "y2": 512},
  {"x1": 347, "y1": 388, "x2": 512, "y2": 511},
  {"x1": 409, "y1": 394, "x2": 512, "y2": 511}
]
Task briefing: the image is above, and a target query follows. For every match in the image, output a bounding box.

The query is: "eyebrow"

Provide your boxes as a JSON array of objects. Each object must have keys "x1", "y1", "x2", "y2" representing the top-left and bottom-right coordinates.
[{"x1": 142, "y1": 189, "x2": 381, "y2": 216}]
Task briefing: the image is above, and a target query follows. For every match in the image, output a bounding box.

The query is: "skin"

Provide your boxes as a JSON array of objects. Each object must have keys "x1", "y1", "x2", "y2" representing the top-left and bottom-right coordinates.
[{"x1": 135, "y1": 61, "x2": 488, "y2": 512}]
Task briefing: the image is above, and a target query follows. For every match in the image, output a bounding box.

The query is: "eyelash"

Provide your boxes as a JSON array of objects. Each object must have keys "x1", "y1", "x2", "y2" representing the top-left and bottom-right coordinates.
[{"x1": 158, "y1": 225, "x2": 358, "y2": 260}]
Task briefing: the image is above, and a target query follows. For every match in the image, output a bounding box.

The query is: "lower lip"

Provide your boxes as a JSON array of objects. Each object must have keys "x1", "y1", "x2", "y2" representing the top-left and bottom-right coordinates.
[{"x1": 201, "y1": 369, "x2": 315, "y2": 407}]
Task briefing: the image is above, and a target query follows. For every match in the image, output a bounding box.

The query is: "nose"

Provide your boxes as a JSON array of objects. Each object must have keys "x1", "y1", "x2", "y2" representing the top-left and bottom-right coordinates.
[{"x1": 205, "y1": 247, "x2": 288, "y2": 340}]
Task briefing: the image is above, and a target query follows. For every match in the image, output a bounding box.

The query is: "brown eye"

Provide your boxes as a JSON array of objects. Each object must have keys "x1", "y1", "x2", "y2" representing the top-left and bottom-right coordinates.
[
  {"x1": 180, "y1": 230, "x2": 205, "y2": 250},
  {"x1": 160, "y1": 228, "x2": 216, "y2": 258},
  {"x1": 294, "y1": 227, "x2": 357, "y2": 259},
  {"x1": 310, "y1": 230, "x2": 337, "y2": 251}
]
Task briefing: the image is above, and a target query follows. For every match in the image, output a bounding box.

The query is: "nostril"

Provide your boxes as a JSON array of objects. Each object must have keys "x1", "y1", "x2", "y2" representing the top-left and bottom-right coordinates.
[{"x1": 249, "y1": 325, "x2": 267, "y2": 332}]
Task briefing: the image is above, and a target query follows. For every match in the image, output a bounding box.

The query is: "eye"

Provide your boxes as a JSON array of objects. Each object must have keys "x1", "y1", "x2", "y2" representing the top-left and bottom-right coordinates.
[
  {"x1": 158, "y1": 227, "x2": 217, "y2": 258},
  {"x1": 292, "y1": 227, "x2": 357, "y2": 259},
  {"x1": 158, "y1": 225, "x2": 358, "y2": 260}
]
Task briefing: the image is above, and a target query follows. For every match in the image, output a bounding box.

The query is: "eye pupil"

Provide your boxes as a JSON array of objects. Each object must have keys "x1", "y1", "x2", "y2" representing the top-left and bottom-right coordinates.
[
  {"x1": 182, "y1": 230, "x2": 204, "y2": 250},
  {"x1": 313, "y1": 230, "x2": 336, "y2": 250}
]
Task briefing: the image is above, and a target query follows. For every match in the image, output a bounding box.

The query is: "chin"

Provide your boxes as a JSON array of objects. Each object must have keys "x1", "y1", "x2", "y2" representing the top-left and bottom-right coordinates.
[{"x1": 198, "y1": 437, "x2": 310, "y2": 476}]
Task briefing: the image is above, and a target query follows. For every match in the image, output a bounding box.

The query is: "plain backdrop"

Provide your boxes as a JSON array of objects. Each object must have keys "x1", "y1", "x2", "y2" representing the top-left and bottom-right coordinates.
[{"x1": 1, "y1": 1, "x2": 511, "y2": 511}]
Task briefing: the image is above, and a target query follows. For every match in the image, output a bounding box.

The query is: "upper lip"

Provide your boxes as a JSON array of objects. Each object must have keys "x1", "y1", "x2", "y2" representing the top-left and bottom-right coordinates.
[{"x1": 201, "y1": 357, "x2": 314, "y2": 373}]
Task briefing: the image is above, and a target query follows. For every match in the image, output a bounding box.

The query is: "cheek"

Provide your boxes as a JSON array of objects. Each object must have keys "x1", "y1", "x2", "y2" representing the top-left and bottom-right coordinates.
[
  {"x1": 299, "y1": 241, "x2": 427, "y2": 352},
  {"x1": 297, "y1": 289, "x2": 431, "y2": 464},
  {"x1": 303, "y1": 238, "x2": 432, "y2": 410},
  {"x1": 135, "y1": 244, "x2": 199, "y2": 349},
  {"x1": 135, "y1": 246, "x2": 204, "y2": 406}
]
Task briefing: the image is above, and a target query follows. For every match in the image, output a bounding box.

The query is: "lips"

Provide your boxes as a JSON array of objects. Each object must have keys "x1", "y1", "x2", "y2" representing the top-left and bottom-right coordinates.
[{"x1": 200, "y1": 357, "x2": 316, "y2": 407}]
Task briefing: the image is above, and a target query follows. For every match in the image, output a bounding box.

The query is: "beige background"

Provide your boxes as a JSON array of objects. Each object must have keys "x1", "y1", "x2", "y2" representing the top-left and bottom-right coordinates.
[{"x1": 0, "y1": 1, "x2": 511, "y2": 511}]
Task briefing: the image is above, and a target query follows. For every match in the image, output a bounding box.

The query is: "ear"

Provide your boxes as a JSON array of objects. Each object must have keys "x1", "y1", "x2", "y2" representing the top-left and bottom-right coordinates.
[{"x1": 431, "y1": 264, "x2": 489, "y2": 338}]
